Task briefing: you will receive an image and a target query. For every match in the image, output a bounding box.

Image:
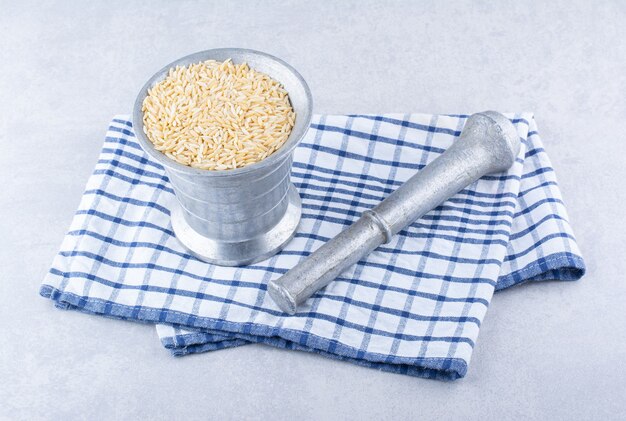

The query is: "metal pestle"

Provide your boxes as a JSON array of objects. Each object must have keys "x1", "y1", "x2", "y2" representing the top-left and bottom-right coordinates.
[{"x1": 267, "y1": 111, "x2": 520, "y2": 314}]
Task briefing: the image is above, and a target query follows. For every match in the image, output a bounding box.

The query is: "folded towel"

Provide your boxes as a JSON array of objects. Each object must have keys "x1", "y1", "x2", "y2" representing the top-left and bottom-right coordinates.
[{"x1": 40, "y1": 113, "x2": 584, "y2": 380}]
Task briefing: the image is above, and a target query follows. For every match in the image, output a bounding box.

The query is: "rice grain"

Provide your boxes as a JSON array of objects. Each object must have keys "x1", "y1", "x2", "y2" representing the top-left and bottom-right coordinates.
[{"x1": 142, "y1": 59, "x2": 295, "y2": 170}]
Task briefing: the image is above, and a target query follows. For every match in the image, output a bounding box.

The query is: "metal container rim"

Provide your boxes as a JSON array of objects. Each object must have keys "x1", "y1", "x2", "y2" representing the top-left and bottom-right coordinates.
[{"x1": 132, "y1": 48, "x2": 313, "y2": 178}]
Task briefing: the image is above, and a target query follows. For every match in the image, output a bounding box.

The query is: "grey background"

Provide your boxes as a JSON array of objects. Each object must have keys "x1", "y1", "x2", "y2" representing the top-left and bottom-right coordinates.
[{"x1": 1, "y1": 1, "x2": 625, "y2": 420}]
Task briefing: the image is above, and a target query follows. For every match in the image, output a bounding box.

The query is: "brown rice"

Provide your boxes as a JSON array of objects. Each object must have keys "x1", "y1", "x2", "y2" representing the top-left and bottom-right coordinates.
[{"x1": 141, "y1": 59, "x2": 296, "y2": 170}]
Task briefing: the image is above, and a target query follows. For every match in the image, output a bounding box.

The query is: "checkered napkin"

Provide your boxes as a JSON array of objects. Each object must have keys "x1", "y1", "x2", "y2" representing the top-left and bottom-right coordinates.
[{"x1": 40, "y1": 113, "x2": 584, "y2": 380}]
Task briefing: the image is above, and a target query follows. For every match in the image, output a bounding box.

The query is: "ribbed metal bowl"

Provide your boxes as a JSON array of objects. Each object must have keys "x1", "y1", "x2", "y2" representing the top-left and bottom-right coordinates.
[{"x1": 132, "y1": 48, "x2": 313, "y2": 266}]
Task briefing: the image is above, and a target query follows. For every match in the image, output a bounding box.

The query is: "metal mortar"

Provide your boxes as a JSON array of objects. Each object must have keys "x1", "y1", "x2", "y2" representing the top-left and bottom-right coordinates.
[{"x1": 132, "y1": 49, "x2": 313, "y2": 266}]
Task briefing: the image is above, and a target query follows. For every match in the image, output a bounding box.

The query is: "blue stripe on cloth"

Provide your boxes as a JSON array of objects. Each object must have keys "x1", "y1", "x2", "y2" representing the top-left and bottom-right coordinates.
[{"x1": 40, "y1": 113, "x2": 585, "y2": 381}]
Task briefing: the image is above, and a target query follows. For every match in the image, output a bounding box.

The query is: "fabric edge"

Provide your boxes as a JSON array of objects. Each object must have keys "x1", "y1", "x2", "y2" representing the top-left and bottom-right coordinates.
[
  {"x1": 40, "y1": 284, "x2": 467, "y2": 380},
  {"x1": 495, "y1": 251, "x2": 585, "y2": 291}
]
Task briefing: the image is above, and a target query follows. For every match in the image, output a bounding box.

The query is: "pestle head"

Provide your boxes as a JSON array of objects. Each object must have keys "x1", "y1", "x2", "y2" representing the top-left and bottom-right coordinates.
[{"x1": 462, "y1": 111, "x2": 521, "y2": 174}]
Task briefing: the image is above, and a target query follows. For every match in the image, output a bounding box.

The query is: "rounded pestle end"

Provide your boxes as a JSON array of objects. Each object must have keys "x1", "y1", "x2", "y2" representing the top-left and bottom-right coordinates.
[{"x1": 468, "y1": 111, "x2": 521, "y2": 174}]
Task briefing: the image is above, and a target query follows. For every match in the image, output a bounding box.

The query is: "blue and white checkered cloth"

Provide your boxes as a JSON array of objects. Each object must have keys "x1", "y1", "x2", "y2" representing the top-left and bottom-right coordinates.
[{"x1": 40, "y1": 113, "x2": 584, "y2": 380}]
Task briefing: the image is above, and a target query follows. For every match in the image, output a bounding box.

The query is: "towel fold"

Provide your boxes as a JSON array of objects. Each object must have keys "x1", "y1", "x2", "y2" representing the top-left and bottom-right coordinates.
[{"x1": 40, "y1": 113, "x2": 584, "y2": 380}]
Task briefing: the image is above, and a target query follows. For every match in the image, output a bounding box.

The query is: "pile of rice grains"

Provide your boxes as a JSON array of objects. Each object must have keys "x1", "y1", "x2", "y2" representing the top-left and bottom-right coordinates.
[{"x1": 142, "y1": 59, "x2": 295, "y2": 170}]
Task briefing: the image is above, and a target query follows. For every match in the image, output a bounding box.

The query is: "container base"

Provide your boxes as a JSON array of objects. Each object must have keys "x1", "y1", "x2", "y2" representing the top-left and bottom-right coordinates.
[{"x1": 170, "y1": 184, "x2": 302, "y2": 266}]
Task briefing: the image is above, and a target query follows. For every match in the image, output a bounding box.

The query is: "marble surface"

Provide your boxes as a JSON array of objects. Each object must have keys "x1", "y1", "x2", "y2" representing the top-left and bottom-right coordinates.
[{"x1": 1, "y1": 1, "x2": 625, "y2": 419}]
